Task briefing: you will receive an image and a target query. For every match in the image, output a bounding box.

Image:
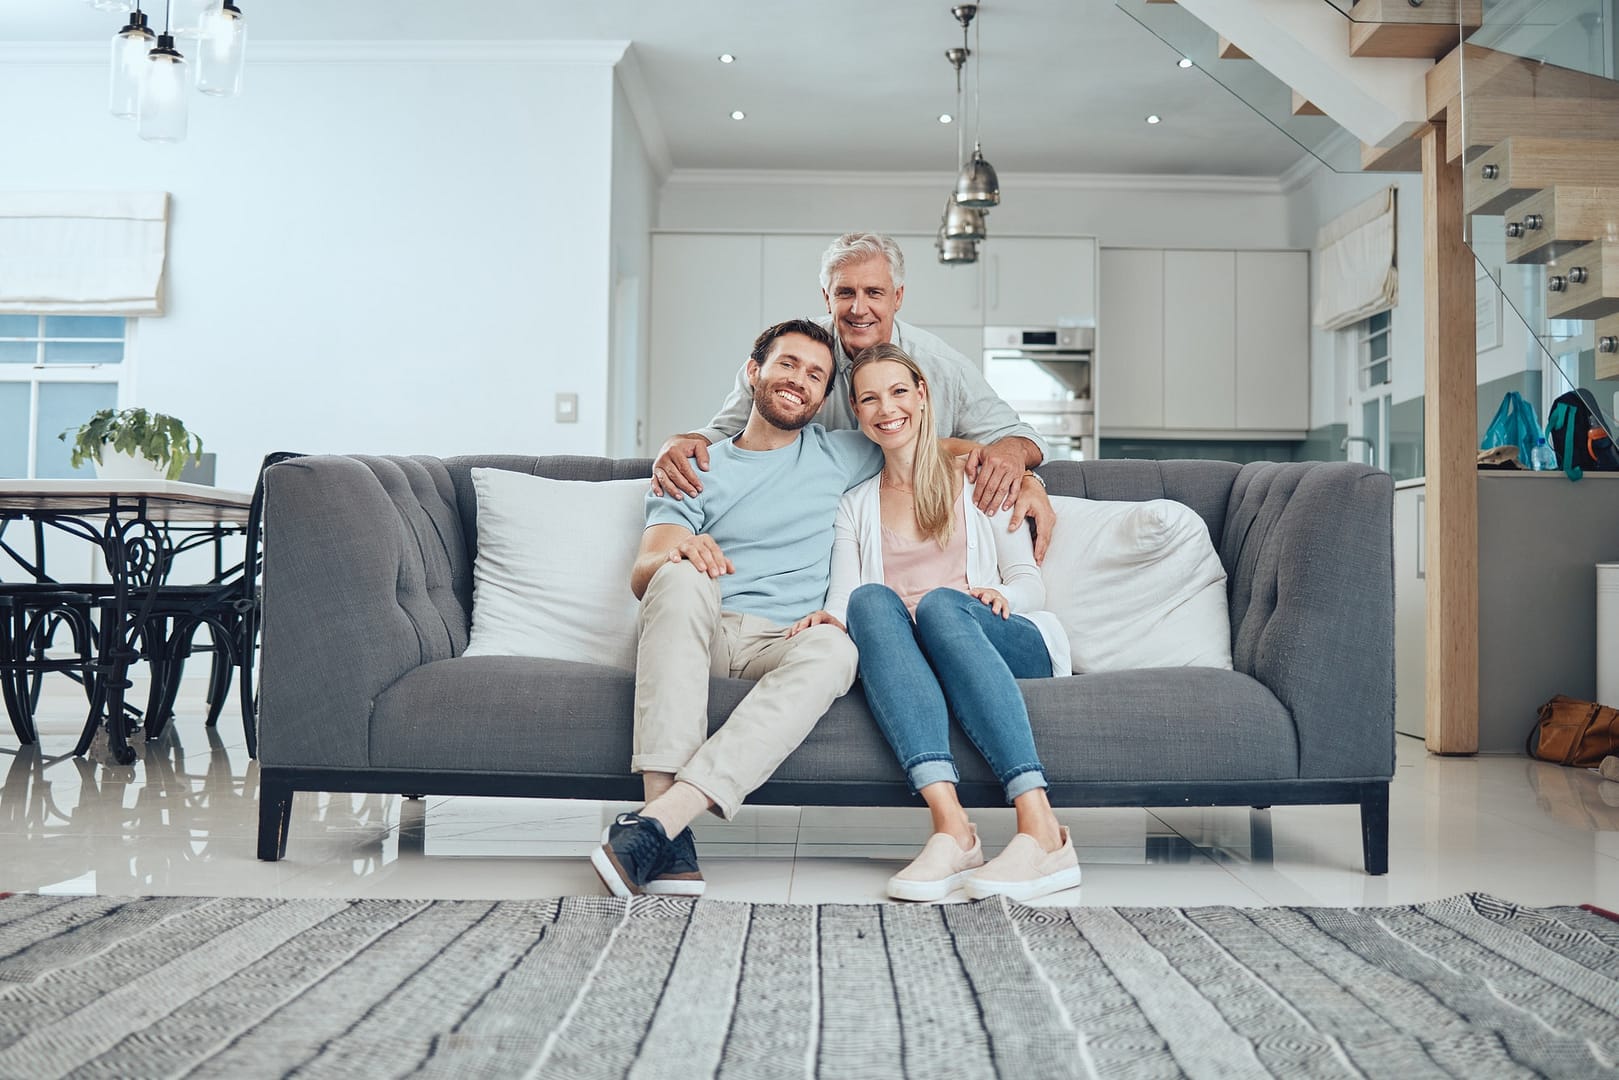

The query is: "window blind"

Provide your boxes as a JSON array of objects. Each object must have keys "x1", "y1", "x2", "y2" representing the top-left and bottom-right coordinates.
[
  {"x1": 0, "y1": 192, "x2": 170, "y2": 316},
  {"x1": 1313, "y1": 185, "x2": 1397, "y2": 331}
]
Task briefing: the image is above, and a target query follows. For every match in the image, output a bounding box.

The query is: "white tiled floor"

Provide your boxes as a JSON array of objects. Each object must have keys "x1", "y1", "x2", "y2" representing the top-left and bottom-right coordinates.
[{"x1": 4, "y1": 677, "x2": 1618, "y2": 908}]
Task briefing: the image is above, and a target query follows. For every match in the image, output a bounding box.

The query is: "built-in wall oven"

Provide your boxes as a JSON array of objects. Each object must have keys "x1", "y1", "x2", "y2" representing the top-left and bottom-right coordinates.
[{"x1": 982, "y1": 325, "x2": 1095, "y2": 460}]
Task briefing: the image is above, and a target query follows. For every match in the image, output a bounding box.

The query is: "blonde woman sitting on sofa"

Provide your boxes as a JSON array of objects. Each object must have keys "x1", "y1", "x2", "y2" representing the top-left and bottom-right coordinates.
[{"x1": 793, "y1": 343, "x2": 1080, "y2": 903}]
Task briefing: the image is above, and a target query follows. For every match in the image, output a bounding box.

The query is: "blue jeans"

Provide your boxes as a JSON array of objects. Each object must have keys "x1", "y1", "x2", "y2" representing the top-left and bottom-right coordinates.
[{"x1": 846, "y1": 583, "x2": 1053, "y2": 803}]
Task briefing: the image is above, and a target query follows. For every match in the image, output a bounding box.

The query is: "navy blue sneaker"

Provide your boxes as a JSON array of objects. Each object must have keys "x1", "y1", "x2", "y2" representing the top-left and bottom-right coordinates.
[
  {"x1": 644, "y1": 827, "x2": 706, "y2": 897},
  {"x1": 591, "y1": 812, "x2": 675, "y2": 898}
]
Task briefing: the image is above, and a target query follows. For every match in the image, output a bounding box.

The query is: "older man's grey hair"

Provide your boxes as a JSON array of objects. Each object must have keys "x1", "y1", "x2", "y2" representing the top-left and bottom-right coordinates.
[{"x1": 819, "y1": 233, "x2": 906, "y2": 293}]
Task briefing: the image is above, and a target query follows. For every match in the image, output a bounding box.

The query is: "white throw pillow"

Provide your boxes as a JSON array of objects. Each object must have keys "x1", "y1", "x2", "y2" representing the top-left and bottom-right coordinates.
[
  {"x1": 1039, "y1": 496, "x2": 1233, "y2": 674},
  {"x1": 462, "y1": 469, "x2": 648, "y2": 671}
]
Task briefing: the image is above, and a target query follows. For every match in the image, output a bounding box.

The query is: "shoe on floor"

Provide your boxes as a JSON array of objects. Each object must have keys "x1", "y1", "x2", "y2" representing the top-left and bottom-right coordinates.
[
  {"x1": 888, "y1": 826, "x2": 984, "y2": 902},
  {"x1": 1600, "y1": 755, "x2": 1619, "y2": 782},
  {"x1": 965, "y1": 827, "x2": 1082, "y2": 902},
  {"x1": 644, "y1": 826, "x2": 706, "y2": 896},
  {"x1": 591, "y1": 812, "x2": 675, "y2": 898}
]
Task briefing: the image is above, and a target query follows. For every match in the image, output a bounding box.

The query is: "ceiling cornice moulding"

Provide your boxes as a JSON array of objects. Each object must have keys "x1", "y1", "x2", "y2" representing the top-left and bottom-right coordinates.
[
  {"x1": 666, "y1": 169, "x2": 1290, "y2": 196},
  {"x1": 0, "y1": 40, "x2": 631, "y2": 66},
  {"x1": 614, "y1": 46, "x2": 673, "y2": 182}
]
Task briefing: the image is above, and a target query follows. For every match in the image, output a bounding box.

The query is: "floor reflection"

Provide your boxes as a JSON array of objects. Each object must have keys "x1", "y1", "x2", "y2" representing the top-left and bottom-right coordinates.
[
  {"x1": 1526, "y1": 758, "x2": 1619, "y2": 831},
  {"x1": 4, "y1": 708, "x2": 1619, "y2": 907}
]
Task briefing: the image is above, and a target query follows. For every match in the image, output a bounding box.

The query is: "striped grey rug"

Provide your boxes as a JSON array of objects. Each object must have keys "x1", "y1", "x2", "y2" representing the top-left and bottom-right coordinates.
[{"x1": 0, "y1": 891, "x2": 1614, "y2": 1079}]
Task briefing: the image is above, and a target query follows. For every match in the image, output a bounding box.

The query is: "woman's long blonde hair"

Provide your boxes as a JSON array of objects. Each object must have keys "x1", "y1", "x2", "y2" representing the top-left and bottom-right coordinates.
[{"x1": 849, "y1": 344, "x2": 959, "y2": 547}]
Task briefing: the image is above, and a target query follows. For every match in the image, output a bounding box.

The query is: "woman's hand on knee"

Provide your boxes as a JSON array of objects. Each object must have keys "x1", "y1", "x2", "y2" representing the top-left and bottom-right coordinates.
[
  {"x1": 786, "y1": 609, "x2": 846, "y2": 638},
  {"x1": 967, "y1": 586, "x2": 1010, "y2": 618}
]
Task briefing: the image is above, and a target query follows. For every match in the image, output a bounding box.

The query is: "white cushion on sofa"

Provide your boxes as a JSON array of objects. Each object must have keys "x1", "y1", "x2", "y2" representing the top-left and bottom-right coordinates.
[
  {"x1": 462, "y1": 469, "x2": 647, "y2": 671},
  {"x1": 1039, "y1": 496, "x2": 1232, "y2": 674}
]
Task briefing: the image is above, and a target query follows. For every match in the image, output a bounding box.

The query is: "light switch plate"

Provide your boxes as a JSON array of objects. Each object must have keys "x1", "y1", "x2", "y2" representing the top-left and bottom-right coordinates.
[{"x1": 555, "y1": 393, "x2": 579, "y2": 424}]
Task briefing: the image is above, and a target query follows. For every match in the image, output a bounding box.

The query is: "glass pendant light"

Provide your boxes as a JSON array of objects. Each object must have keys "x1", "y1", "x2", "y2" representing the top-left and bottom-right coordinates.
[
  {"x1": 195, "y1": 1, "x2": 245, "y2": 97},
  {"x1": 138, "y1": 32, "x2": 189, "y2": 142},
  {"x1": 953, "y1": 6, "x2": 1001, "y2": 209},
  {"x1": 109, "y1": 9, "x2": 155, "y2": 119}
]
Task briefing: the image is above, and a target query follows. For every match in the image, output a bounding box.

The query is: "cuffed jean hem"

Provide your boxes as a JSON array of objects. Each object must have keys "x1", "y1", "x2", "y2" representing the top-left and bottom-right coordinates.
[
  {"x1": 630, "y1": 755, "x2": 694, "y2": 776},
  {"x1": 906, "y1": 758, "x2": 960, "y2": 794},
  {"x1": 1004, "y1": 767, "x2": 1048, "y2": 803}
]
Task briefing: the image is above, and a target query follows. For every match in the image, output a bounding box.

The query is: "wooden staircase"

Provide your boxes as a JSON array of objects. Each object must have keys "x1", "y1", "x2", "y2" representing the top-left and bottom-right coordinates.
[{"x1": 1194, "y1": 0, "x2": 1619, "y2": 750}]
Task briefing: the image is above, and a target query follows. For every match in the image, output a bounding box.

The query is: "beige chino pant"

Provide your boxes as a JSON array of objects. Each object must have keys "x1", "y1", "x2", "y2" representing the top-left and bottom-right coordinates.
[{"x1": 632, "y1": 560, "x2": 858, "y2": 819}]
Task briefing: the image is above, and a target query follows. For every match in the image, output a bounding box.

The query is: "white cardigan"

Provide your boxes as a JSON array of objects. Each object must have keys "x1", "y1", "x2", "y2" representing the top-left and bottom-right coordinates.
[{"x1": 825, "y1": 473, "x2": 1072, "y2": 677}]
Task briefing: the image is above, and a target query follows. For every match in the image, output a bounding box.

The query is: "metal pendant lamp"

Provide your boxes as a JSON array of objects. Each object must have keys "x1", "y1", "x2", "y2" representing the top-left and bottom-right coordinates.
[
  {"x1": 942, "y1": 195, "x2": 987, "y2": 241},
  {"x1": 952, "y1": 3, "x2": 1001, "y2": 210},
  {"x1": 936, "y1": 230, "x2": 980, "y2": 264},
  {"x1": 955, "y1": 144, "x2": 1000, "y2": 209}
]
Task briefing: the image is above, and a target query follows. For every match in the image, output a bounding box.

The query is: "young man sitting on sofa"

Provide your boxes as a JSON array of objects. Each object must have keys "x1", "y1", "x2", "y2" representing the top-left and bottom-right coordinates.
[{"x1": 592, "y1": 318, "x2": 886, "y2": 897}]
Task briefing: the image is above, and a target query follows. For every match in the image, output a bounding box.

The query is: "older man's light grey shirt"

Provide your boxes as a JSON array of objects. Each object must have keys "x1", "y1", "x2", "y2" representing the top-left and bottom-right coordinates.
[{"x1": 694, "y1": 317, "x2": 1048, "y2": 460}]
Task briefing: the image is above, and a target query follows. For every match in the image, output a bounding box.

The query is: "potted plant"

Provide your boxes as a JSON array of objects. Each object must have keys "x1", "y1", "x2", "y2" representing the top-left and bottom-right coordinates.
[{"x1": 60, "y1": 408, "x2": 204, "y2": 482}]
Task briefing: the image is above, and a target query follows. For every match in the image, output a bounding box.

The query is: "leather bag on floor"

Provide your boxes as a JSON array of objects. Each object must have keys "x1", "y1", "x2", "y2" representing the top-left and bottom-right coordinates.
[{"x1": 1527, "y1": 694, "x2": 1619, "y2": 767}]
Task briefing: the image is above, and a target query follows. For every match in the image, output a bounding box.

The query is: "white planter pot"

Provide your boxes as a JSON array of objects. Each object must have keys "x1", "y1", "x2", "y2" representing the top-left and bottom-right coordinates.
[{"x1": 93, "y1": 452, "x2": 171, "y2": 483}]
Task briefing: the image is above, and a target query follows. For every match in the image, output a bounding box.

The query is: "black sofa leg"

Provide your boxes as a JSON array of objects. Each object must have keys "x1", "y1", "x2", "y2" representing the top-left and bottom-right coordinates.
[
  {"x1": 258, "y1": 775, "x2": 294, "y2": 861},
  {"x1": 1360, "y1": 783, "x2": 1390, "y2": 876}
]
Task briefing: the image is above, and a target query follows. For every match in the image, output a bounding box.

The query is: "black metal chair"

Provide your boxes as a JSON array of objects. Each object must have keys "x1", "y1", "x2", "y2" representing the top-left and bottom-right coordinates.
[
  {"x1": 0, "y1": 585, "x2": 99, "y2": 746},
  {"x1": 117, "y1": 451, "x2": 301, "y2": 759}
]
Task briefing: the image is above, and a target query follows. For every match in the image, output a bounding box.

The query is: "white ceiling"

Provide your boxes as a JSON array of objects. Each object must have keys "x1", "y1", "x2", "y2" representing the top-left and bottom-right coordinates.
[{"x1": 4, "y1": 0, "x2": 1312, "y2": 176}]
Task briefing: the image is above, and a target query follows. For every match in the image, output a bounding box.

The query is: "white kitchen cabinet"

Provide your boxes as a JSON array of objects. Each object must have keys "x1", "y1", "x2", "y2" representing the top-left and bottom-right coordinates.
[
  {"x1": 1235, "y1": 251, "x2": 1310, "y2": 431},
  {"x1": 1098, "y1": 249, "x2": 1164, "y2": 430},
  {"x1": 760, "y1": 234, "x2": 832, "y2": 326},
  {"x1": 982, "y1": 237, "x2": 1096, "y2": 326},
  {"x1": 648, "y1": 233, "x2": 762, "y2": 442},
  {"x1": 1163, "y1": 251, "x2": 1237, "y2": 430},
  {"x1": 1099, "y1": 247, "x2": 1310, "y2": 437},
  {"x1": 896, "y1": 234, "x2": 984, "y2": 327}
]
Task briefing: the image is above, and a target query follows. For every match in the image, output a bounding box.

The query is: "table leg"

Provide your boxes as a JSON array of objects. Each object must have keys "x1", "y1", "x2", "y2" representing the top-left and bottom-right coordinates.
[{"x1": 94, "y1": 511, "x2": 170, "y2": 767}]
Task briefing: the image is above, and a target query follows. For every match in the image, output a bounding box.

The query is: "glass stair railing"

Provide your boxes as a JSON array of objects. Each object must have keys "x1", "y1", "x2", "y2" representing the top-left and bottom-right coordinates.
[
  {"x1": 1459, "y1": 0, "x2": 1619, "y2": 437},
  {"x1": 1115, "y1": 0, "x2": 1367, "y2": 174}
]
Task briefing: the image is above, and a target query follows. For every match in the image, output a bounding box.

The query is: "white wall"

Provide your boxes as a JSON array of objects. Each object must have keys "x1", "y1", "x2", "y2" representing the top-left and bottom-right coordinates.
[
  {"x1": 658, "y1": 172, "x2": 1294, "y2": 250},
  {"x1": 609, "y1": 78, "x2": 658, "y2": 458},
  {"x1": 3, "y1": 46, "x2": 624, "y2": 491}
]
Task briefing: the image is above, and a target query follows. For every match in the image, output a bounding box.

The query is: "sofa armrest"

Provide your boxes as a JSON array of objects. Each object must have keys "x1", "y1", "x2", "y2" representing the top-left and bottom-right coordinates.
[
  {"x1": 259, "y1": 455, "x2": 462, "y2": 768},
  {"x1": 1223, "y1": 463, "x2": 1395, "y2": 780}
]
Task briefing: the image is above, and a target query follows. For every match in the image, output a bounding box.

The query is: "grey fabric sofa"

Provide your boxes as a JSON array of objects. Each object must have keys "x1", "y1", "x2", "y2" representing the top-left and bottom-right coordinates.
[{"x1": 256, "y1": 454, "x2": 1395, "y2": 873}]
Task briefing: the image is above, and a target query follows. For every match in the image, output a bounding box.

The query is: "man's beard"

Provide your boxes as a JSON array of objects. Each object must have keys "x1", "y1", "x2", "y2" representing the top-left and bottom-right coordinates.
[{"x1": 752, "y1": 381, "x2": 818, "y2": 432}]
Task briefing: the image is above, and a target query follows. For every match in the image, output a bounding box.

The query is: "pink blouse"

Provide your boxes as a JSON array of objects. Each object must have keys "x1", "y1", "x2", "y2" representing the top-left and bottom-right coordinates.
[{"x1": 880, "y1": 490, "x2": 969, "y2": 616}]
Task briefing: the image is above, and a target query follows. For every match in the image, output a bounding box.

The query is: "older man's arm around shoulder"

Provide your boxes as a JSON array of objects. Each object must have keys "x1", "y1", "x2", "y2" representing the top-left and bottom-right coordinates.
[{"x1": 631, "y1": 524, "x2": 736, "y2": 600}]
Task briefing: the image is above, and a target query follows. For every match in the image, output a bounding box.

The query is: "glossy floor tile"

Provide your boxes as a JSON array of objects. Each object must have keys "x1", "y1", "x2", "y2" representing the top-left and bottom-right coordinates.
[{"x1": 4, "y1": 676, "x2": 1618, "y2": 909}]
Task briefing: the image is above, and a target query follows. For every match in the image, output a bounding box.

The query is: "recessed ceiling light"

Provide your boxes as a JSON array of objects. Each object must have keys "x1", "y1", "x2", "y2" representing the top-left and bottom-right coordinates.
[
  {"x1": 1178, "y1": 57, "x2": 1194, "y2": 68},
  {"x1": 730, "y1": 110, "x2": 746, "y2": 120},
  {"x1": 939, "y1": 113, "x2": 954, "y2": 124},
  {"x1": 718, "y1": 53, "x2": 736, "y2": 63},
  {"x1": 1146, "y1": 114, "x2": 1162, "y2": 124}
]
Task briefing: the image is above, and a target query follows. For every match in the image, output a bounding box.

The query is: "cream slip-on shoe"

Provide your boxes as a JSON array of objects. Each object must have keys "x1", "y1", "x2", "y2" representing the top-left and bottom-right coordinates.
[
  {"x1": 887, "y1": 827, "x2": 984, "y2": 902},
  {"x1": 965, "y1": 827, "x2": 1083, "y2": 902}
]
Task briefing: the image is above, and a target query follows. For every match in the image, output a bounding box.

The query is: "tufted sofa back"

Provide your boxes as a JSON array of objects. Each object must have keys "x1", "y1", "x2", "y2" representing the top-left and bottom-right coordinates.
[{"x1": 262, "y1": 452, "x2": 1390, "y2": 776}]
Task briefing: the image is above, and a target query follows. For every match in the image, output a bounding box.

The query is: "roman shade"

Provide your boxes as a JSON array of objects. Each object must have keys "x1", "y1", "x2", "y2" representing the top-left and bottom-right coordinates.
[
  {"x1": 0, "y1": 192, "x2": 170, "y2": 316},
  {"x1": 1313, "y1": 185, "x2": 1397, "y2": 331}
]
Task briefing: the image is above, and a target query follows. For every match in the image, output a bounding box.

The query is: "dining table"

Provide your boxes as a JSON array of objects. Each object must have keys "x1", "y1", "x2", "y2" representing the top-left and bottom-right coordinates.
[{"x1": 0, "y1": 479, "x2": 253, "y2": 765}]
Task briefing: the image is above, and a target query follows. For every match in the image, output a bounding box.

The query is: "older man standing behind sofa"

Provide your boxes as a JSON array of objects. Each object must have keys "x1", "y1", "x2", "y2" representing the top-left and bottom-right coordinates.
[
  {"x1": 651, "y1": 231, "x2": 1059, "y2": 561},
  {"x1": 594, "y1": 318, "x2": 883, "y2": 898}
]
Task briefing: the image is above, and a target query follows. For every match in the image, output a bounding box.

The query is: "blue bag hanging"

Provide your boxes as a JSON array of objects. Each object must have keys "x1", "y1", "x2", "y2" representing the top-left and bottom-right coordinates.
[{"x1": 1480, "y1": 390, "x2": 1544, "y2": 466}]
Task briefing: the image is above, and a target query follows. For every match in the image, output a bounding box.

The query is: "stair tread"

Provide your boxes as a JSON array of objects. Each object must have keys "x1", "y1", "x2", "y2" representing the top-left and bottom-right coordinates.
[
  {"x1": 1426, "y1": 43, "x2": 1619, "y2": 123},
  {"x1": 1505, "y1": 187, "x2": 1619, "y2": 265},
  {"x1": 1548, "y1": 239, "x2": 1619, "y2": 319},
  {"x1": 1465, "y1": 137, "x2": 1619, "y2": 215}
]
